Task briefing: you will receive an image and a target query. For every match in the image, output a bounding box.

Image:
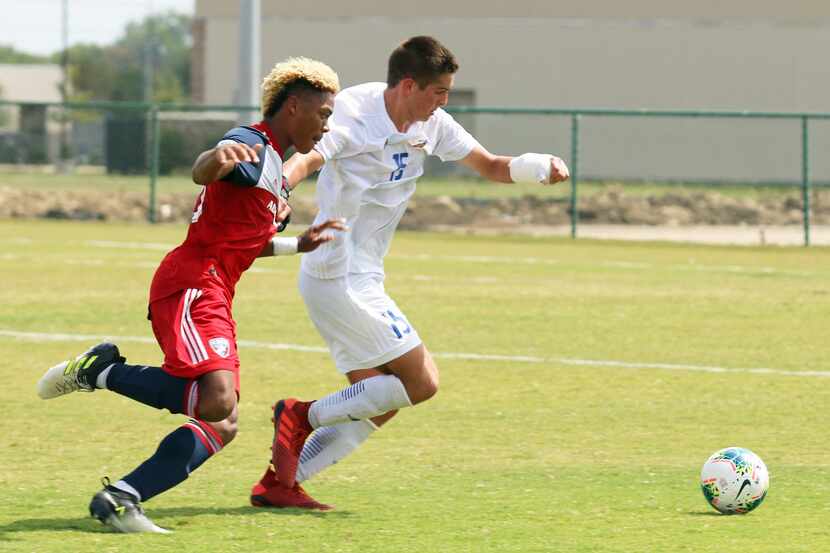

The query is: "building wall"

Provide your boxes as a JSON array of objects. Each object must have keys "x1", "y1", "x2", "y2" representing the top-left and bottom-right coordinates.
[
  {"x1": 0, "y1": 64, "x2": 64, "y2": 161},
  {"x1": 0, "y1": 64, "x2": 62, "y2": 103},
  {"x1": 192, "y1": 10, "x2": 830, "y2": 183},
  {"x1": 195, "y1": 1, "x2": 830, "y2": 18}
]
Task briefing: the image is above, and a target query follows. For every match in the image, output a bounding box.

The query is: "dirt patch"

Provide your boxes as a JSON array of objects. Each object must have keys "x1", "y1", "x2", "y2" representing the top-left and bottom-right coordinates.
[{"x1": 0, "y1": 185, "x2": 825, "y2": 228}]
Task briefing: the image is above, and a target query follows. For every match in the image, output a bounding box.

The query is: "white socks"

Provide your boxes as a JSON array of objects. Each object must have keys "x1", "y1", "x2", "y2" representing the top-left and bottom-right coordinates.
[
  {"x1": 296, "y1": 375, "x2": 410, "y2": 483},
  {"x1": 307, "y1": 375, "x2": 411, "y2": 428},
  {"x1": 111, "y1": 480, "x2": 141, "y2": 501},
  {"x1": 296, "y1": 419, "x2": 378, "y2": 483},
  {"x1": 96, "y1": 365, "x2": 114, "y2": 389}
]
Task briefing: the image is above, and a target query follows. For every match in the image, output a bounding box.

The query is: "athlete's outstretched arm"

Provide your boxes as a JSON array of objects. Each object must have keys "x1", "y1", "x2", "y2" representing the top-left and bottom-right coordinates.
[
  {"x1": 257, "y1": 218, "x2": 348, "y2": 258},
  {"x1": 459, "y1": 145, "x2": 570, "y2": 185},
  {"x1": 283, "y1": 150, "x2": 325, "y2": 190},
  {"x1": 192, "y1": 143, "x2": 263, "y2": 185}
]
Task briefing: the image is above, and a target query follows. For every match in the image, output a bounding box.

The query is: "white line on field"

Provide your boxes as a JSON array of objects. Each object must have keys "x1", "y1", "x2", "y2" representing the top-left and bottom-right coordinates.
[
  {"x1": 2, "y1": 329, "x2": 825, "y2": 378},
  {"x1": 81, "y1": 240, "x2": 816, "y2": 277},
  {"x1": 393, "y1": 254, "x2": 815, "y2": 277},
  {"x1": 0, "y1": 330, "x2": 330, "y2": 353},
  {"x1": 392, "y1": 253, "x2": 560, "y2": 266}
]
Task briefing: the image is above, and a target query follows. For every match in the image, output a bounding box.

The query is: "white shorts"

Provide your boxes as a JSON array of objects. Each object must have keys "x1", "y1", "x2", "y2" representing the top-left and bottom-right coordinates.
[{"x1": 298, "y1": 271, "x2": 422, "y2": 374}]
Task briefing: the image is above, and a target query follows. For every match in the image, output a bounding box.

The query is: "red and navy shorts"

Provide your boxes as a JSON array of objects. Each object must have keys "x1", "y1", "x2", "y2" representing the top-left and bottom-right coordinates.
[{"x1": 149, "y1": 287, "x2": 240, "y2": 393}]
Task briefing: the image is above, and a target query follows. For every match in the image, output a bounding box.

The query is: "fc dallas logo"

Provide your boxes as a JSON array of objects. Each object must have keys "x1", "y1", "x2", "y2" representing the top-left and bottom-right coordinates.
[{"x1": 208, "y1": 337, "x2": 230, "y2": 358}]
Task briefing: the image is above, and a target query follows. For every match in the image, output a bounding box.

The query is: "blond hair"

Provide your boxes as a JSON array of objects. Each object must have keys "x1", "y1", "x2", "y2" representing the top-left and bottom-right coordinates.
[{"x1": 261, "y1": 57, "x2": 340, "y2": 118}]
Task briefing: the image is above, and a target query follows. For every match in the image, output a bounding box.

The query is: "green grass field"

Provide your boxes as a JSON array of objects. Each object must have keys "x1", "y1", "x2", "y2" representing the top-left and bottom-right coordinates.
[{"x1": 1, "y1": 219, "x2": 828, "y2": 552}]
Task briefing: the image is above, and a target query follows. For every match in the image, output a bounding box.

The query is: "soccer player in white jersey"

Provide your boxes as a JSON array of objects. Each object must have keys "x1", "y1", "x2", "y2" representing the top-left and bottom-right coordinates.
[{"x1": 250, "y1": 36, "x2": 569, "y2": 509}]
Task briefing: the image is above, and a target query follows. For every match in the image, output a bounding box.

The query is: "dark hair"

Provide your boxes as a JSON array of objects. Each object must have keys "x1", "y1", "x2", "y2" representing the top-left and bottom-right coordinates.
[
  {"x1": 263, "y1": 78, "x2": 325, "y2": 118},
  {"x1": 387, "y1": 36, "x2": 459, "y2": 88}
]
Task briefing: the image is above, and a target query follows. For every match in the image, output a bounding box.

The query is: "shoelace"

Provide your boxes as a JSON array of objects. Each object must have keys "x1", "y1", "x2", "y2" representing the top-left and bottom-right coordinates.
[
  {"x1": 100, "y1": 476, "x2": 145, "y2": 514},
  {"x1": 75, "y1": 359, "x2": 96, "y2": 390}
]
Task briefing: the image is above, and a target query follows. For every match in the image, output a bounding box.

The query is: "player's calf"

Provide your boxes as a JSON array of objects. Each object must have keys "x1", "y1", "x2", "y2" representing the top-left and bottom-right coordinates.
[{"x1": 104, "y1": 417, "x2": 229, "y2": 511}]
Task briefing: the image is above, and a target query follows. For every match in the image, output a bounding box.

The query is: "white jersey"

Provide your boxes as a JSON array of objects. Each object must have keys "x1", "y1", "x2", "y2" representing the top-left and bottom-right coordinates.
[{"x1": 301, "y1": 82, "x2": 480, "y2": 279}]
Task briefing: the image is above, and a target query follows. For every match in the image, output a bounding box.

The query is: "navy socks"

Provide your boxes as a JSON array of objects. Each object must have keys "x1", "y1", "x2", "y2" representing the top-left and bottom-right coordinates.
[
  {"x1": 118, "y1": 420, "x2": 223, "y2": 502},
  {"x1": 104, "y1": 363, "x2": 200, "y2": 417}
]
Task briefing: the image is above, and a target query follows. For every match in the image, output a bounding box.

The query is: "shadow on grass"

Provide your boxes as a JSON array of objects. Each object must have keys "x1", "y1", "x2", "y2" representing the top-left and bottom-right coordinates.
[
  {"x1": 0, "y1": 505, "x2": 352, "y2": 539},
  {"x1": 685, "y1": 511, "x2": 726, "y2": 517}
]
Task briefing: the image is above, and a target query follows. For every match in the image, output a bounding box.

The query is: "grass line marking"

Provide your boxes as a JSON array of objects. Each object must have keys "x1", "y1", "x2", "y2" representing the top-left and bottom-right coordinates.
[{"x1": 2, "y1": 329, "x2": 826, "y2": 378}]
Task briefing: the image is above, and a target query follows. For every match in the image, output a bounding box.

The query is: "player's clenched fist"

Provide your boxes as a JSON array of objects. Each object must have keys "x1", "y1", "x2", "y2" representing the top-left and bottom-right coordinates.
[
  {"x1": 548, "y1": 156, "x2": 570, "y2": 184},
  {"x1": 192, "y1": 142, "x2": 265, "y2": 185},
  {"x1": 216, "y1": 142, "x2": 263, "y2": 173}
]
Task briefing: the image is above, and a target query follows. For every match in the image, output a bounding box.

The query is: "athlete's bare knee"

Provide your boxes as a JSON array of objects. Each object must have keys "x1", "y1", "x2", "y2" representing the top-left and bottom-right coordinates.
[
  {"x1": 384, "y1": 346, "x2": 440, "y2": 405},
  {"x1": 411, "y1": 355, "x2": 439, "y2": 404},
  {"x1": 409, "y1": 374, "x2": 438, "y2": 405},
  {"x1": 198, "y1": 393, "x2": 235, "y2": 422},
  {"x1": 423, "y1": 374, "x2": 439, "y2": 400},
  {"x1": 196, "y1": 371, "x2": 237, "y2": 422},
  {"x1": 207, "y1": 408, "x2": 238, "y2": 445}
]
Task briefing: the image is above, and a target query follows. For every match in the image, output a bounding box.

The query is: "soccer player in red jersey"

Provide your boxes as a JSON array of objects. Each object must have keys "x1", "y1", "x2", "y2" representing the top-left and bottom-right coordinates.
[{"x1": 36, "y1": 58, "x2": 343, "y2": 533}]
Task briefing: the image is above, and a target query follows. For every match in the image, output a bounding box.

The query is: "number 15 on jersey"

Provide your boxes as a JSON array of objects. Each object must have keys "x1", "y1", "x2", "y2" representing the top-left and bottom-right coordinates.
[{"x1": 390, "y1": 152, "x2": 409, "y2": 181}]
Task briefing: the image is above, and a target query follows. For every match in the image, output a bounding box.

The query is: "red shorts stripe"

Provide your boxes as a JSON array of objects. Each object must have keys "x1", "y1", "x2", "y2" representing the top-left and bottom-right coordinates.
[
  {"x1": 183, "y1": 381, "x2": 199, "y2": 418},
  {"x1": 149, "y1": 286, "x2": 240, "y2": 392},
  {"x1": 179, "y1": 289, "x2": 208, "y2": 364},
  {"x1": 184, "y1": 289, "x2": 209, "y2": 362}
]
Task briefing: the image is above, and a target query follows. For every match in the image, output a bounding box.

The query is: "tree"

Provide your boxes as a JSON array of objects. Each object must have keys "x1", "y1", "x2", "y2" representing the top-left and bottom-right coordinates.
[
  {"x1": 66, "y1": 12, "x2": 191, "y2": 103},
  {"x1": 0, "y1": 45, "x2": 50, "y2": 64}
]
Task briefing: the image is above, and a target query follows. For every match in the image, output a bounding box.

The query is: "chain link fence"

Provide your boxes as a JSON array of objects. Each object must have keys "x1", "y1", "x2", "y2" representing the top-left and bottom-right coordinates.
[{"x1": 0, "y1": 100, "x2": 825, "y2": 245}]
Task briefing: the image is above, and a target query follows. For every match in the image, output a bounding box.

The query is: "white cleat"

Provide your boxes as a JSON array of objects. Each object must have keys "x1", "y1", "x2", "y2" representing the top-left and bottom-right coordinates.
[
  {"x1": 36, "y1": 342, "x2": 124, "y2": 399},
  {"x1": 37, "y1": 360, "x2": 79, "y2": 399},
  {"x1": 89, "y1": 483, "x2": 170, "y2": 534}
]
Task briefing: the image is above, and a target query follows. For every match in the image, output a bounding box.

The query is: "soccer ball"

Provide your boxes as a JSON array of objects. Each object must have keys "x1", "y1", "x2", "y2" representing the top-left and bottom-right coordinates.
[{"x1": 700, "y1": 447, "x2": 769, "y2": 514}]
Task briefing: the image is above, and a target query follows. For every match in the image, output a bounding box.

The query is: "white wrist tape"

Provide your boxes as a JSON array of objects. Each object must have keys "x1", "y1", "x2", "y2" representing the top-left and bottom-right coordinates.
[
  {"x1": 271, "y1": 236, "x2": 298, "y2": 256},
  {"x1": 508, "y1": 153, "x2": 553, "y2": 184}
]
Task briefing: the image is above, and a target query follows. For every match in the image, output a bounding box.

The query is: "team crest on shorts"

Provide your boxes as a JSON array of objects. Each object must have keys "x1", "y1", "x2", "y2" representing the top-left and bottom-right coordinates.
[{"x1": 208, "y1": 337, "x2": 230, "y2": 358}]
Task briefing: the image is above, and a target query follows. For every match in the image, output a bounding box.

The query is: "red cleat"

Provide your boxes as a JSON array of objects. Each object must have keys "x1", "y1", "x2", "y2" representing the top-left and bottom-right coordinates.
[
  {"x1": 271, "y1": 398, "x2": 313, "y2": 488},
  {"x1": 250, "y1": 464, "x2": 332, "y2": 510}
]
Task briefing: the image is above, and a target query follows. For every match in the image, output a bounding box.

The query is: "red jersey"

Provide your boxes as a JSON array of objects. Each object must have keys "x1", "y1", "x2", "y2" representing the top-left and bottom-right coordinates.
[{"x1": 149, "y1": 121, "x2": 286, "y2": 304}]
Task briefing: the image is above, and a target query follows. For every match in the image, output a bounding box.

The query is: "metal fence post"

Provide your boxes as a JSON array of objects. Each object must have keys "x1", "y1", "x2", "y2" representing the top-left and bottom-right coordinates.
[
  {"x1": 148, "y1": 104, "x2": 160, "y2": 223},
  {"x1": 801, "y1": 116, "x2": 811, "y2": 247},
  {"x1": 569, "y1": 114, "x2": 580, "y2": 239}
]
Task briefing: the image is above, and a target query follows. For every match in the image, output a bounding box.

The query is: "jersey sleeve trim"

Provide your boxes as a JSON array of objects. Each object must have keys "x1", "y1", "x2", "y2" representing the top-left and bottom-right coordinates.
[{"x1": 218, "y1": 126, "x2": 267, "y2": 187}]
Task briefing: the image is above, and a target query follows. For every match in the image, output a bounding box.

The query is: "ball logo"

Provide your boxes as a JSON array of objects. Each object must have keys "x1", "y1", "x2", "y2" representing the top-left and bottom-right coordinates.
[
  {"x1": 700, "y1": 447, "x2": 769, "y2": 514},
  {"x1": 208, "y1": 337, "x2": 231, "y2": 358}
]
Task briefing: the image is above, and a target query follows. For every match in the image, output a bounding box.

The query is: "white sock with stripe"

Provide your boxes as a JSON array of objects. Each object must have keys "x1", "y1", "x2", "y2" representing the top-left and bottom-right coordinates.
[
  {"x1": 307, "y1": 375, "x2": 411, "y2": 428},
  {"x1": 296, "y1": 420, "x2": 378, "y2": 483}
]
